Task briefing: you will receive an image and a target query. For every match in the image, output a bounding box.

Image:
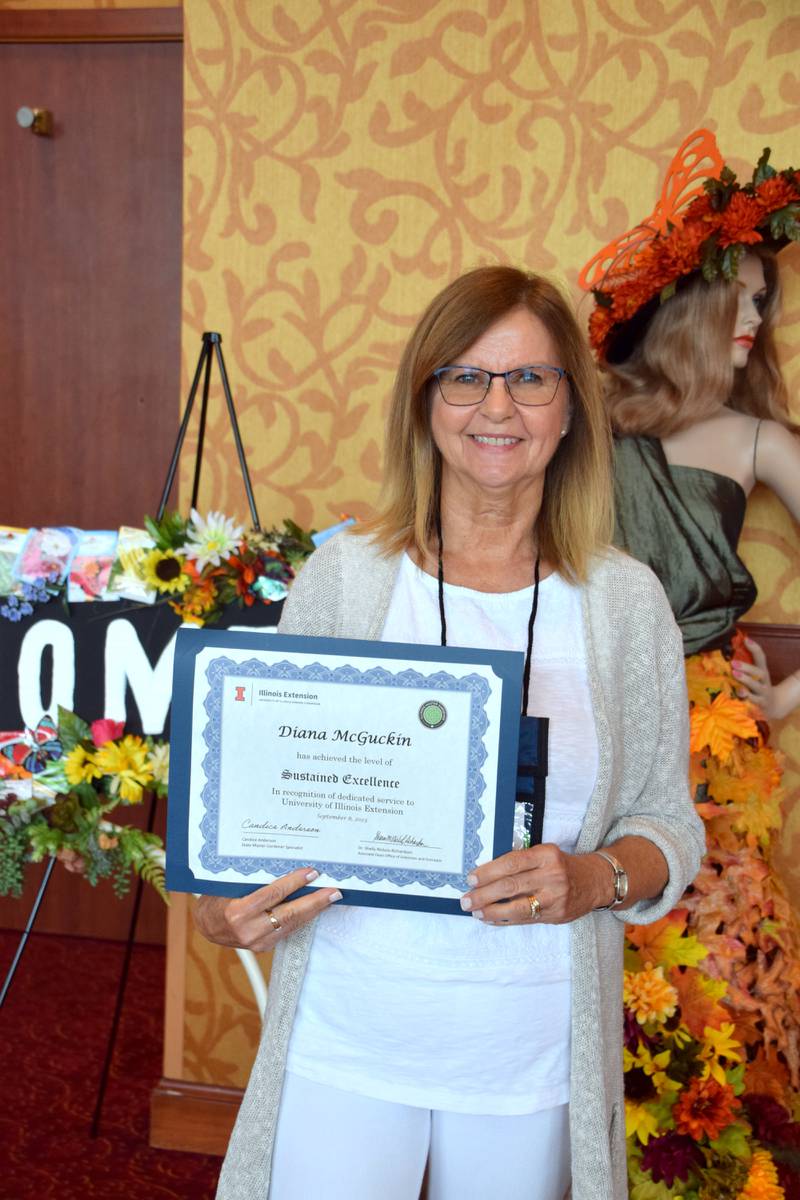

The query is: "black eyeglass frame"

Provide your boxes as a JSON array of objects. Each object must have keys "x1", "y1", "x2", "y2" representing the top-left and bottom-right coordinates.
[{"x1": 431, "y1": 363, "x2": 570, "y2": 407}]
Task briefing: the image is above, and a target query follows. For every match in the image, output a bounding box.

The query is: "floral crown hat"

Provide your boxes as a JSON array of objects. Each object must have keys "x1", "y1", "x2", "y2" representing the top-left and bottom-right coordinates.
[{"x1": 579, "y1": 128, "x2": 800, "y2": 362}]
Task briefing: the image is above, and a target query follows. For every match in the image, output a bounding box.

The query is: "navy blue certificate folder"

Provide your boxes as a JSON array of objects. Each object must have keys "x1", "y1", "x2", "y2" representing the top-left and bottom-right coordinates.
[{"x1": 166, "y1": 629, "x2": 524, "y2": 915}]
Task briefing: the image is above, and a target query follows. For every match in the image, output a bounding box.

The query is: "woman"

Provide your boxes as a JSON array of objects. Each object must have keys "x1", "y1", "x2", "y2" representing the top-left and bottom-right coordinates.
[
  {"x1": 195, "y1": 265, "x2": 704, "y2": 1200},
  {"x1": 581, "y1": 132, "x2": 800, "y2": 1194}
]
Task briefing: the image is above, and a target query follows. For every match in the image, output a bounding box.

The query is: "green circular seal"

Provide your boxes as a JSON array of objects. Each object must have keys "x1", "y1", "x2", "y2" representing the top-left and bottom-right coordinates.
[{"x1": 418, "y1": 700, "x2": 447, "y2": 729}]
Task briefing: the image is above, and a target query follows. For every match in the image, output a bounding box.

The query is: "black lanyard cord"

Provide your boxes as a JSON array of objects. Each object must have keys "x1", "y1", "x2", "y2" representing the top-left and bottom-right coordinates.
[{"x1": 436, "y1": 523, "x2": 540, "y2": 716}]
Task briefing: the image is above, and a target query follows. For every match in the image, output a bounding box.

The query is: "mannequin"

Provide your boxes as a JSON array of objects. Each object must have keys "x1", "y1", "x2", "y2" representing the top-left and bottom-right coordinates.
[{"x1": 582, "y1": 130, "x2": 800, "y2": 1196}]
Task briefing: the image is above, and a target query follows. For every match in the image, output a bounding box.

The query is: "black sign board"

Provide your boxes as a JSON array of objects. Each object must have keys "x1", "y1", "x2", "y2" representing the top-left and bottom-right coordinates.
[{"x1": 0, "y1": 599, "x2": 283, "y2": 738}]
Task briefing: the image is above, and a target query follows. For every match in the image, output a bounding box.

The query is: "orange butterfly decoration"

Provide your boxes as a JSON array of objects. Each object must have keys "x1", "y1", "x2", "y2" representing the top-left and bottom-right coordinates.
[{"x1": 578, "y1": 129, "x2": 725, "y2": 293}]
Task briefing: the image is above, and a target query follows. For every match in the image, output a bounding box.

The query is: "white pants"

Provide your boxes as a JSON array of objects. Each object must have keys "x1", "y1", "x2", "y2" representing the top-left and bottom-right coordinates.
[{"x1": 270, "y1": 1071, "x2": 571, "y2": 1200}]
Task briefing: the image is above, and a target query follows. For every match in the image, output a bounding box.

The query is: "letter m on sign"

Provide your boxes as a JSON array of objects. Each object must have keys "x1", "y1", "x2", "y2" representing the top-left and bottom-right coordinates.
[{"x1": 235, "y1": 686, "x2": 246, "y2": 702}]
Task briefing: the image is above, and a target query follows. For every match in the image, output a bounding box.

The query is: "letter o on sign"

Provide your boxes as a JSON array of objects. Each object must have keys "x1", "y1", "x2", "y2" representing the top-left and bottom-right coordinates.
[{"x1": 18, "y1": 620, "x2": 76, "y2": 728}]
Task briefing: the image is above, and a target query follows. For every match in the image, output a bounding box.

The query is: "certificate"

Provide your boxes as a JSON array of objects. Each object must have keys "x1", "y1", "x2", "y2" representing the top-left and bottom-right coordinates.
[{"x1": 166, "y1": 630, "x2": 524, "y2": 914}]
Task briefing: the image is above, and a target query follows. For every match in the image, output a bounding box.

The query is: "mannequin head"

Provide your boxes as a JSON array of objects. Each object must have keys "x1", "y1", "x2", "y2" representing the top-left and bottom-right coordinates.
[{"x1": 602, "y1": 247, "x2": 789, "y2": 436}]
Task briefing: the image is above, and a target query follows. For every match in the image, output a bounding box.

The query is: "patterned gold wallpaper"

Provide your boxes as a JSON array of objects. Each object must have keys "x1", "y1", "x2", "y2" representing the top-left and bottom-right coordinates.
[{"x1": 178, "y1": 0, "x2": 800, "y2": 1090}]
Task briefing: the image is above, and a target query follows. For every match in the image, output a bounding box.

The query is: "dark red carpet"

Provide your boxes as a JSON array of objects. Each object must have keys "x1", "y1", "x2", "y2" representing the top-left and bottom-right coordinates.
[{"x1": 0, "y1": 929, "x2": 221, "y2": 1199}]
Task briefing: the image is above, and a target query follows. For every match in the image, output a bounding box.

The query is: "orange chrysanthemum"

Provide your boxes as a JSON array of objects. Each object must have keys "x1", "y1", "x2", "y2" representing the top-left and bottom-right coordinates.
[
  {"x1": 673, "y1": 1075, "x2": 740, "y2": 1141},
  {"x1": 624, "y1": 964, "x2": 678, "y2": 1025},
  {"x1": 755, "y1": 174, "x2": 799, "y2": 212},
  {"x1": 718, "y1": 191, "x2": 766, "y2": 247},
  {"x1": 738, "y1": 1149, "x2": 785, "y2": 1200}
]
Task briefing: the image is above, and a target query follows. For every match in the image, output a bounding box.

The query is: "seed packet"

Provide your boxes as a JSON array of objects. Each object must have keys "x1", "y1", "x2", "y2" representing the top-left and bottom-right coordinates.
[
  {"x1": 14, "y1": 526, "x2": 80, "y2": 586},
  {"x1": 67, "y1": 530, "x2": 119, "y2": 602},
  {"x1": 0, "y1": 527, "x2": 28, "y2": 595},
  {"x1": 105, "y1": 526, "x2": 156, "y2": 604}
]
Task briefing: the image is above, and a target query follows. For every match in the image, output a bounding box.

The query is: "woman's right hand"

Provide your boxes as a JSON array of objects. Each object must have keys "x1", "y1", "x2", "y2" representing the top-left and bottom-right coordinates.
[{"x1": 193, "y1": 866, "x2": 342, "y2": 953}]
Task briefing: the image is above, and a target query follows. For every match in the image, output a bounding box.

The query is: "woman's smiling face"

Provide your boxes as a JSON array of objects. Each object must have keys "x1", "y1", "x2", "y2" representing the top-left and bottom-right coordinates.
[{"x1": 430, "y1": 306, "x2": 571, "y2": 500}]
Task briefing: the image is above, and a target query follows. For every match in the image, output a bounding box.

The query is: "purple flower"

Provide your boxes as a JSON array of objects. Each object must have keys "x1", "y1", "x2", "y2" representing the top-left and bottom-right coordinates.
[
  {"x1": 640, "y1": 1132, "x2": 703, "y2": 1186},
  {"x1": 624, "y1": 1007, "x2": 655, "y2": 1052},
  {"x1": 1, "y1": 604, "x2": 22, "y2": 621},
  {"x1": 744, "y1": 1092, "x2": 800, "y2": 1149},
  {"x1": 22, "y1": 582, "x2": 46, "y2": 603},
  {"x1": 19, "y1": 602, "x2": 33, "y2": 617}
]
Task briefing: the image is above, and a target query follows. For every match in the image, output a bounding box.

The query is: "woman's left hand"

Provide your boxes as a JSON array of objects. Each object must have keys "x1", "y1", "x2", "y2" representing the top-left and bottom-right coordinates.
[
  {"x1": 733, "y1": 637, "x2": 776, "y2": 719},
  {"x1": 460, "y1": 843, "x2": 609, "y2": 925}
]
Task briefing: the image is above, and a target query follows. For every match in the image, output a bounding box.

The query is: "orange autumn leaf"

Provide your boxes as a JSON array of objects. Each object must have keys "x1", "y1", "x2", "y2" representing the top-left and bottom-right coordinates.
[
  {"x1": 670, "y1": 966, "x2": 730, "y2": 1038},
  {"x1": 689, "y1": 692, "x2": 759, "y2": 762},
  {"x1": 626, "y1": 911, "x2": 708, "y2": 970},
  {"x1": 685, "y1": 654, "x2": 735, "y2": 707},
  {"x1": 705, "y1": 745, "x2": 782, "y2": 807},
  {"x1": 731, "y1": 789, "x2": 784, "y2": 847},
  {"x1": 744, "y1": 1045, "x2": 791, "y2": 1107},
  {"x1": 729, "y1": 629, "x2": 753, "y2": 666}
]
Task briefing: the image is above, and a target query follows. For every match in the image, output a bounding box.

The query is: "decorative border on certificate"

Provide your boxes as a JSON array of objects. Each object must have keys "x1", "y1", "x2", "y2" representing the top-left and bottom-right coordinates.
[{"x1": 197, "y1": 655, "x2": 490, "y2": 889}]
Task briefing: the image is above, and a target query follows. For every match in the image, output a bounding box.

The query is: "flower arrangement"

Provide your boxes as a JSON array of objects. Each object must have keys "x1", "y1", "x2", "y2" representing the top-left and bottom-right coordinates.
[
  {"x1": 0, "y1": 511, "x2": 317, "y2": 626},
  {"x1": 131, "y1": 509, "x2": 315, "y2": 625},
  {"x1": 583, "y1": 135, "x2": 800, "y2": 360},
  {"x1": 623, "y1": 633, "x2": 800, "y2": 1198},
  {"x1": 0, "y1": 708, "x2": 168, "y2": 901}
]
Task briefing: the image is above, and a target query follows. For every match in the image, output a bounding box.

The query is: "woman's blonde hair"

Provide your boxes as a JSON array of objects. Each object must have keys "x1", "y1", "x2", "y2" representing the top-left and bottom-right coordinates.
[
  {"x1": 361, "y1": 265, "x2": 613, "y2": 581},
  {"x1": 603, "y1": 247, "x2": 793, "y2": 436}
]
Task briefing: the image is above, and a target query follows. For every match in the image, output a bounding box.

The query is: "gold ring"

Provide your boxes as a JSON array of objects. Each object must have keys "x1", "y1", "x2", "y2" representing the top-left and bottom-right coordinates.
[
  {"x1": 528, "y1": 895, "x2": 541, "y2": 921},
  {"x1": 266, "y1": 910, "x2": 282, "y2": 932}
]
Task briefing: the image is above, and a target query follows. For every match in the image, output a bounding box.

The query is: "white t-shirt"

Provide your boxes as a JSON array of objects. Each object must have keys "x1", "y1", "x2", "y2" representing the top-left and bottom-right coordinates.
[{"x1": 285, "y1": 555, "x2": 599, "y2": 1114}]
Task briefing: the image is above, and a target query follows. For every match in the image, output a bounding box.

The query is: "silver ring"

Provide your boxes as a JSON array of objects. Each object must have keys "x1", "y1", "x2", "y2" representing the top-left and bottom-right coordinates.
[
  {"x1": 266, "y1": 910, "x2": 282, "y2": 932},
  {"x1": 527, "y1": 895, "x2": 541, "y2": 921}
]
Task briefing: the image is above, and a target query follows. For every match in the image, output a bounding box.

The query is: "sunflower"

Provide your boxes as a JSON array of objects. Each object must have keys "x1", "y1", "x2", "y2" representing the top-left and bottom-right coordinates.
[
  {"x1": 141, "y1": 548, "x2": 191, "y2": 595},
  {"x1": 94, "y1": 735, "x2": 153, "y2": 803}
]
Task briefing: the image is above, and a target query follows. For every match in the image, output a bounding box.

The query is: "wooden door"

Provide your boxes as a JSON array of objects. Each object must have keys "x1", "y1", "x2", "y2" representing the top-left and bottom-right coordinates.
[{"x1": 0, "y1": 10, "x2": 182, "y2": 942}]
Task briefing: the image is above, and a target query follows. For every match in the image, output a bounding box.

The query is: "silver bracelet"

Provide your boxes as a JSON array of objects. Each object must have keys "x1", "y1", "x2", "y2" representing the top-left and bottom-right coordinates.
[{"x1": 593, "y1": 849, "x2": 629, "y2": 910}]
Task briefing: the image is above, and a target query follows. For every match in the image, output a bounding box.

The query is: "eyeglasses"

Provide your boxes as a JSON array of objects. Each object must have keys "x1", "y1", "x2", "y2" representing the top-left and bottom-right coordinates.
[{"x1": 432, "y1": 364, "x2": 568, "y2": 407}]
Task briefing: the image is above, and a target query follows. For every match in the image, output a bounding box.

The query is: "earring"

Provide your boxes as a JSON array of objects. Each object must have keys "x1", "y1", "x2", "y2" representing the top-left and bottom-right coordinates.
[{"x1": 560, "y1": 428, "x2": 568, "y2": 437}]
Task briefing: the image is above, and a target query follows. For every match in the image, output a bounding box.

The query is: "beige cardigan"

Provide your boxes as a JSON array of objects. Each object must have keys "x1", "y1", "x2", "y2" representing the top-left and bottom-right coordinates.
[{"x1": 216, "y1": 533, "x2": 705, "y2": 1200}]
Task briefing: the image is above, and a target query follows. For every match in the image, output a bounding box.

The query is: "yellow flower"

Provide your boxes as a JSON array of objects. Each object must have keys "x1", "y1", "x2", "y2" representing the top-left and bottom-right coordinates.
[
  {"x1": 624, "y1": 963, "x2": 679, "y2": 1024},
  {"x1": 738, "y1": 1149, "x2": 785, "y2": 1199},
  {"x1": 64, "y1": 744, "x2": 100, "y2": 786},
  {"x1": 698, "y1": 1021, "x2": 742, "y2": 1086},
  {"x1": 94, "y1": 735, "x2": 153, "y2": 803},
  {"x1": 624, "y1": 1045, "x2": 677, "y2": 1095},
  {"x1": 142, "y1": 548, "x2": 191, "y2": 595},
  {"x1": 625, "y1": 1098, "x2": 659, "y2": 1145}
]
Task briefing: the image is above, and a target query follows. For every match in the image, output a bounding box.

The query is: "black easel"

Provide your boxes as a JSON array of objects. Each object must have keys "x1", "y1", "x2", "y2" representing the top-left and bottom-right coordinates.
[
  {"x1": 0, "y1": 333, "x2": 259, "y2": 1131},
  {"x1": 89, "y1": 331, "x2": 261, "y2": 1135}
]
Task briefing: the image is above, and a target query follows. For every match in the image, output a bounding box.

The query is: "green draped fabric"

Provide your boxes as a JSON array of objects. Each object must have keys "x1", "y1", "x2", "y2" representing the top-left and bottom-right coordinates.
[{"x1": 613, "y1": 436, "x2": 756, "y2": 656}]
